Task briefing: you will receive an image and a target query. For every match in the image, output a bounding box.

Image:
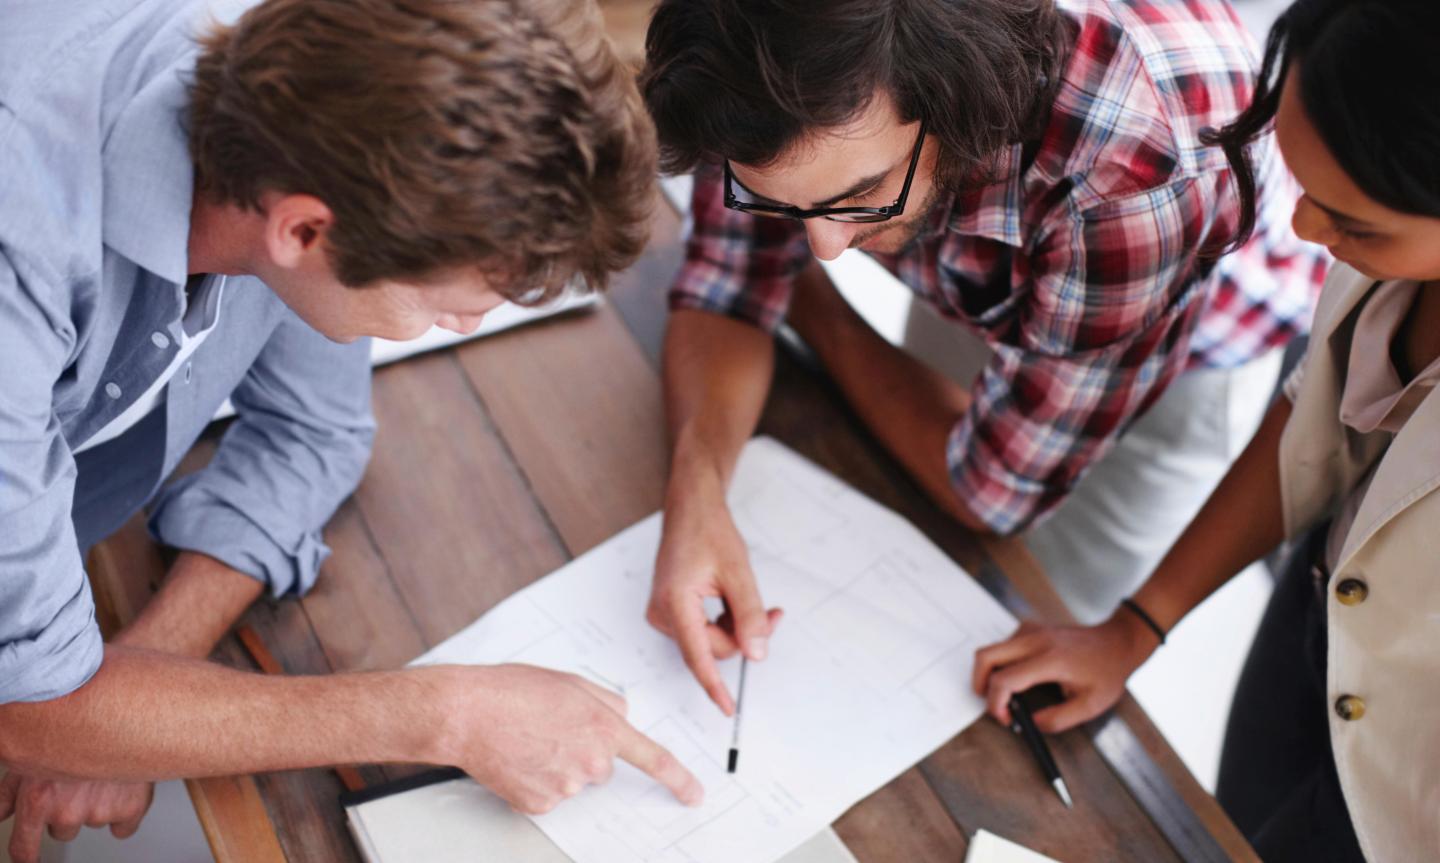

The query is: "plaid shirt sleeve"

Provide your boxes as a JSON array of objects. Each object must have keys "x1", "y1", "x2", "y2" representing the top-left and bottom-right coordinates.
[
  {"x1": 948, "y1": 174, "x2": 1223, "y2": 534},
  {"x1": 668, "y1": 167, "x2": 813, "y2": 332}
]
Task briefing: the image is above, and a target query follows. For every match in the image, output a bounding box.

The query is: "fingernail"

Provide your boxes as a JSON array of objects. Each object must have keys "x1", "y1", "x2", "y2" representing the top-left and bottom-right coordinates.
[{"x1": 748, "y1": 638, "x2": 768, "y2": 660}]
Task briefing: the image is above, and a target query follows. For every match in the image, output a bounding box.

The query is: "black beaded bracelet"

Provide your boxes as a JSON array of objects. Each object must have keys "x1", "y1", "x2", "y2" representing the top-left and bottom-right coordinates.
[{"x1": 1120, "y1": 598, "x2": 1167, "y2": 645}]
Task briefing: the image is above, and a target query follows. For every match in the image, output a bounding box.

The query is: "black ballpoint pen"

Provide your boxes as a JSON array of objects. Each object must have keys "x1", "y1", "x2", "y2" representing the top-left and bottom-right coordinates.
[
  {"x1": 727, "y1": 657, "x2": 748, "y2": 773},
  {"x1": 1008, "y1": 692, "x2": 1073, "y2": 808}
]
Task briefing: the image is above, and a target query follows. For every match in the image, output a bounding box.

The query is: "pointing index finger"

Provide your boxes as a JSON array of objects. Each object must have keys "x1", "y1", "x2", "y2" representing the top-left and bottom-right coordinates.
[
  {"x1": 675, "y1": 599, "x2": 735, "y2": 715},
  {"x1": 615, "y1": 723, "x2": 705, "y2": 808}
]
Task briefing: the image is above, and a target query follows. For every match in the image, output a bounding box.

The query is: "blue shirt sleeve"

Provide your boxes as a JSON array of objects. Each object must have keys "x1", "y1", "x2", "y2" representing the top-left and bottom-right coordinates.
[
  {"x1": 148, "y1": 306, "x2": 375, "y2": 596},
  {"x1": 0, "y1": 247, "x2": 105, "y2": 703}
]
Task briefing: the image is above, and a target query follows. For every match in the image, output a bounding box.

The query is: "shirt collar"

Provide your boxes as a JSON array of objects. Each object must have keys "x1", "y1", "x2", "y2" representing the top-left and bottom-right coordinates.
[
  {"x1": 101, "y1": 57, "x2": 196, "y2": 288},
  {"x1": 940, "y1": 142, "x2": 1027, "y2": 248}
]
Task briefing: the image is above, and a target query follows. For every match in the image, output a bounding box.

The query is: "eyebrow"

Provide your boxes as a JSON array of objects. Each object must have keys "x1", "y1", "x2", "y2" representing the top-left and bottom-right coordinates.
[{"x1": 732, "y1": 167, "x2": 893, "y2": 210}]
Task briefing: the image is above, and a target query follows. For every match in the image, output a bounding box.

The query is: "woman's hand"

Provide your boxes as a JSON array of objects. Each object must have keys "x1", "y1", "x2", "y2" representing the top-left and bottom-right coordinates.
[{"x1": 971, "y1": 613, "x2": 1161, "y2": 733}]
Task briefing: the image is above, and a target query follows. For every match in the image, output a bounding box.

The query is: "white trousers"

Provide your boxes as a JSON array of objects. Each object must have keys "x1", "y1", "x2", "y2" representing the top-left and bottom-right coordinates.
[{"x1": 902, "y1": 301, "x2": 1283, "y2": 623}]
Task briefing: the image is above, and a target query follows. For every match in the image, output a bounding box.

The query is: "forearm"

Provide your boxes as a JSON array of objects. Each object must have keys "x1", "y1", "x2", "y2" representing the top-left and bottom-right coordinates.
[
  {"x1": 786, "y1": 265, "x2": 985, "y2": 531},
  {"x1": 114, "y1": 552, "x2": 264, "y2": 658},
  {"x1": 0, "y1": 645, "x2": 448, "y2": 782},
  {"x1": 663, "y1": 309, "x2": 775, "y2": 502},
  {"x1": 1129, "y1": 396, "x2": 1293, "y2": 632}
]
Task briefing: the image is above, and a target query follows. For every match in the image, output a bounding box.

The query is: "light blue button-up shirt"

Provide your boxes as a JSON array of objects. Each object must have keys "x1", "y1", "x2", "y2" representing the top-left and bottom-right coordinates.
[{"x1": 0, "y1": 0, "x2": 376, "y2": 703}]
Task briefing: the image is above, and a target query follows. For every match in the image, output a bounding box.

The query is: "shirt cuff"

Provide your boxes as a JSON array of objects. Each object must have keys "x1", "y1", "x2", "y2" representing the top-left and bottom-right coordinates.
[
  {"x1": 147, "y1": 476, "x2": 330, "y2": 597},
  {"x1": 668, "y1": 281, "x2": 790, "y2": 335},
  {"x1": 945, "y1": 419, "x2": 1054, "y2": 536},
  {"x1": 0, "y1": 580, "x2": 104, "y2": 704}
]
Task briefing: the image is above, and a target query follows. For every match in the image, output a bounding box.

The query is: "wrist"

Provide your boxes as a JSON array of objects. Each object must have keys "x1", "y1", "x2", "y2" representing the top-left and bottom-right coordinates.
[
  {"x1": 664, "y1": 432, "x2": 729, "y2": 522},
  {"x1": 1104, "y1": 608, "x2": 1160, "y2": 671},
  {"x1": 115, "y1": 552, "x2": 263, "y2": 658},
  {"x1": 396, "y1": 666, "x2": 471, "y2": 767}
]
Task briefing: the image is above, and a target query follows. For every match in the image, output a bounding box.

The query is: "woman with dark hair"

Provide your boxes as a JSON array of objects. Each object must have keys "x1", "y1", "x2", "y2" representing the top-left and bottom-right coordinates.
[{"x1": 973, "y1": 1, "x2": 1440, "y2": 859}]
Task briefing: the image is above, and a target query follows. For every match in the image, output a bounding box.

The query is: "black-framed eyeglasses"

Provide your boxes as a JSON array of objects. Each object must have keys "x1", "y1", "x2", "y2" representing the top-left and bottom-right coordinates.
[{"x1": 723, "y1": 119, "x2": 928, "y2": 223}]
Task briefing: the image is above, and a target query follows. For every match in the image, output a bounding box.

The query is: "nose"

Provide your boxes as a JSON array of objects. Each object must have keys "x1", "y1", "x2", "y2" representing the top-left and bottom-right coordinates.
[
  {"x1": 1291, "y1": 196, "x2": 1341, "y2": 247},
  {"x1": 803, "y1": 219, "x2": 860, "y2": 261}
]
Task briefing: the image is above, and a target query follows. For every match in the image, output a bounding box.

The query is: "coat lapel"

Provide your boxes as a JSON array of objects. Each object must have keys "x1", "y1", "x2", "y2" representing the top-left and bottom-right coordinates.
[{"x1": 1335, "y1": 374, "x2": 1440, "y2": 572}]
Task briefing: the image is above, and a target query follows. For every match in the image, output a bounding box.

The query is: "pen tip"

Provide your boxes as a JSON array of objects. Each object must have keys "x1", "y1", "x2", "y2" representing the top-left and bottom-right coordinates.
[
  {"x1": 727, "y1": 748, "x2": 739, "y2": 774},
  {"x1": 1054, "y1": 778, "x2": 1074, "y2": 809}
]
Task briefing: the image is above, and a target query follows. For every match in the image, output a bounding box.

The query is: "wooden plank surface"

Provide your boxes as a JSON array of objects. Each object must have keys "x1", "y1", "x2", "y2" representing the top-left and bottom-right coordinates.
[{"x1": 355, "y1": 352, "x2": 573, "y2": 648}]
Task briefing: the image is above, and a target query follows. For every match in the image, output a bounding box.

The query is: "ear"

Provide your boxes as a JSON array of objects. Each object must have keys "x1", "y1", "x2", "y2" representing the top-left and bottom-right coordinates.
[{"x1": 261, "y1": 194, "x2": 335, "y2": 271}]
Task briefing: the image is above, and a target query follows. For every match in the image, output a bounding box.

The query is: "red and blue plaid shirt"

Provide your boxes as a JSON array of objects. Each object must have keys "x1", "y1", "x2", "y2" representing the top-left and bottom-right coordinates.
[{"x1": 670, "y1": 0, "x2": 1328, "y2": 534}]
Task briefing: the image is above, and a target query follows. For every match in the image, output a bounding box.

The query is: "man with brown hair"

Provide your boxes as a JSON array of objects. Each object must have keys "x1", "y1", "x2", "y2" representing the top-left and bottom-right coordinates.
[
  {"x1": 0, "y1": 0, "x2": 697, "y2": 857},
  {"x1": 639, "y1": 0, "x2": 1328, "y2": 715}
]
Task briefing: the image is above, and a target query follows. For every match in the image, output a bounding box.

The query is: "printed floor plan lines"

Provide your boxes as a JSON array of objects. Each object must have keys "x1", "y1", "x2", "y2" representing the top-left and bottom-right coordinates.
[{"x1": 412, "y1": 438, "x2": 1018, "y2": 863}]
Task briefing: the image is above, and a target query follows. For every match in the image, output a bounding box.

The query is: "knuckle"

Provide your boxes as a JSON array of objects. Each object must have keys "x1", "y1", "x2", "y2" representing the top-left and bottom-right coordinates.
[
  {"x1": 584, "y1": 755, "x2": 611, "y2": 779},
  {"x1": 20, "y1": 783, "x2": 50, "y2": 811},
  {"x1": 516, "y1": 792, "x2": 547, "y2": 815},
  {"x1": 59, "y1": 802, "x2": 88, "y2": 828},
  {"x1": 586, "y1": 704, "x2": 616, "y2": 731}
]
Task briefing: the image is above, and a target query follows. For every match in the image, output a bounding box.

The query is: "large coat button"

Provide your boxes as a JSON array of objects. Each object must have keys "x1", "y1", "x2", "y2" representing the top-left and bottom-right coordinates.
[
  {"x1": 1335, "y1": 578, "x2": 1368, "y2": 606},
  {"x1": 1335, "y1": 695, "x2": 1366, "y2": 721}
]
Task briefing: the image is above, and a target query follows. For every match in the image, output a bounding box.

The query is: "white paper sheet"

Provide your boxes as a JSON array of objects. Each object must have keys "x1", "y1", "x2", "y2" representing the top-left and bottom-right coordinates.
[
  {"x1": 367, "y1": 292, "x2": 599, "y2": 366},
  {"x1": 344, "y1": 777, "x2": 859, "y2": 863},
  {"x1": 964, "y1": 830, "x2": 1062, "y2": 863},
  {"x1": 412, "y1": 438, "x2": 1018, "y2": 863}
]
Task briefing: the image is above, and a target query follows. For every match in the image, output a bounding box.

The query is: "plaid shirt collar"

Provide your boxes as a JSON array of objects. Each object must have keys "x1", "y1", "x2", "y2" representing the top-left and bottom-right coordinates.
[{"x1": 912, "y1": 142, "x2": 1028, "y2": 251}]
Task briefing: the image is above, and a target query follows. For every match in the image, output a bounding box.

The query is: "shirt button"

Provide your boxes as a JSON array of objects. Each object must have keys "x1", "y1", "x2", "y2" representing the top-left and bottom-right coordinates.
[
  {"x1": 1335, "y1": 577, "x2": 1368, "y2": 606},
  {"x1": 104, "y1": 382, "x2": 122, "y2": 399},
  {"x1": 184, "y1": 363, "x2": 193, "y2": 384},
  {"x1": 151, "y1": 332, "x2": 170, "y2": 349},
  {"x1": 1335, "y1": 695, "x2": 1366, "y2": 721}
]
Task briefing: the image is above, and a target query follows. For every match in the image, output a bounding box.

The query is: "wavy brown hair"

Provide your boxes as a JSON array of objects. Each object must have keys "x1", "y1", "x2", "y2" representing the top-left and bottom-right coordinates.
[
  {"x1": 189, "y1": 0, "x2": 657, "y2": 301},
  {"x1": 640, "y1": 0, "x2": 1070, "y2": 189}
]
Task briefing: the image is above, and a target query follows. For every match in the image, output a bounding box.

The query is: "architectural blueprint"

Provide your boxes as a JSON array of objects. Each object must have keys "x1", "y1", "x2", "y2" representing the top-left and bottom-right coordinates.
[{"x1": 413, "y1": 438, "x2": 1019, "y2": 863}]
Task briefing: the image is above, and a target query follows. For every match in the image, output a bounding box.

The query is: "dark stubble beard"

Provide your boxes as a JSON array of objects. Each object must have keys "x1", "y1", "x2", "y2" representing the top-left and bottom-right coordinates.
[{"x1": 851, "y1": 179, "x2": 949, "y2": 254}]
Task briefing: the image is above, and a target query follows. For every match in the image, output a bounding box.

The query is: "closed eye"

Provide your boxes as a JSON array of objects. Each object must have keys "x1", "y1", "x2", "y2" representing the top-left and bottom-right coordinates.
[
  {"x1": 1337, "y1": 226, "x2": 1379, "y2": 242},
  {"x1": 848, "y1": 183, "x2": 887, "y2": 204}
]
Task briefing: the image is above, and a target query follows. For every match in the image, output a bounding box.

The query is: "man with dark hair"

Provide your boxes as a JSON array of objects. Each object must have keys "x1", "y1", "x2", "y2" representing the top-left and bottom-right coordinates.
[
  {"x1": 0, "y1": 0, "x2": 697, "y2": 857},
  {"x1": 640, "y1": 0, "x2": 1327, "y2": 714}
]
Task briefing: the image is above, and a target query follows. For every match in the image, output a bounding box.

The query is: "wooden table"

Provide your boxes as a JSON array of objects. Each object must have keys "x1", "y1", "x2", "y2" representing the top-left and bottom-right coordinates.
[{"x1": 86, "y1": 199, "x2": 1257, "y2": 862}]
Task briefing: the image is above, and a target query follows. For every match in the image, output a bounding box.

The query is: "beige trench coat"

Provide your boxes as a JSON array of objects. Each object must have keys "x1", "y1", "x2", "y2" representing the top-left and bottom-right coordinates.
[{"x1": 1279, "y1": 263, "x2": 1440, "y2": 861}]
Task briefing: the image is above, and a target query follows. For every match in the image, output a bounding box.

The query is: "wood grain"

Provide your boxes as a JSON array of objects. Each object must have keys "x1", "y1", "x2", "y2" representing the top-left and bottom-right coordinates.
[
  {"x1": 454, "y1": 302, "x2": 670, "y2": 555},
  {"x1": 183, "y1": 774, "x2": 288, "y2": 863},
  {"x1": 298, "y1": 498, "x2": 428, "y2": 674},
  {"x1": 354, "y1": 352, "x2": 571, "y2": 648},
  {"x1": 833, "y1": 768, "x2": 969, "y2": 863}
]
